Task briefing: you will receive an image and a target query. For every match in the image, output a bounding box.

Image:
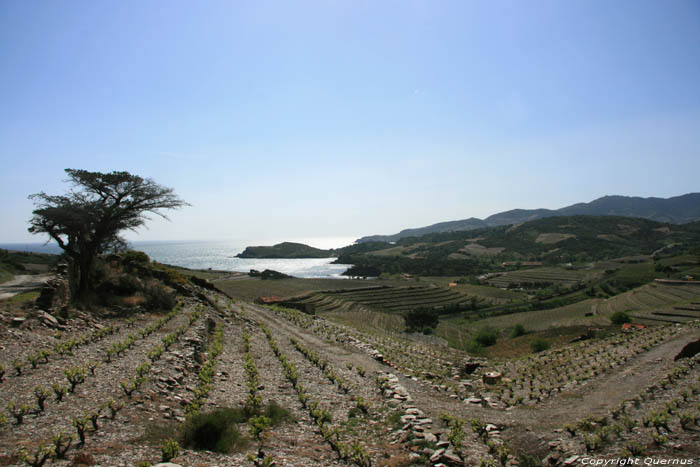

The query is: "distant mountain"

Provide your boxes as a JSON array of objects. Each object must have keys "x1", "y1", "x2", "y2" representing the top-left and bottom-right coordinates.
[{"x1": 357, "y1": 193, "x2": 700, "y2": 243}]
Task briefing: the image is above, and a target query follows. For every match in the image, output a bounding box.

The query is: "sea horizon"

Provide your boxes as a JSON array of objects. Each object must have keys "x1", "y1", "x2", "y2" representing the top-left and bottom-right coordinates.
[{"x1": 0, "y1": 237, "x2": 356, "y2": 279}]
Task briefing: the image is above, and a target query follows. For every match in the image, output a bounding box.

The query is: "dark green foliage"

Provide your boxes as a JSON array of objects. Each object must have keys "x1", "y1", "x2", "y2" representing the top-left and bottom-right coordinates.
[
  {"x1": 474, "y1": 328, "x2": 498, "y2": 347},
  {"x1": 145, "y1": 284, "x2": 176, "y2": 311},
  {"x1": 511, "y1": 324, "x2": 526, "y2": 338},
  {"x1": 403, "y1": 307, "x2": 439, "y2": 333},
  {"x1": 610, "y1": 311, "x2": 631, "y2": 325},
  {"x1": 180, "y1": 408, "x2": 247, "y2": 453},
  {"x1": 28, "y1": 169, "x2": 188, "y2": 297},
  {"x1": 180, "y1": 402, "x2": 290, "y2": 454},
  {"x1": 122, "y1": 250, "x2": 150, "y2": 265},
  {"x1": 530, "y1": 338, "x2": 551, "y2": 353}
]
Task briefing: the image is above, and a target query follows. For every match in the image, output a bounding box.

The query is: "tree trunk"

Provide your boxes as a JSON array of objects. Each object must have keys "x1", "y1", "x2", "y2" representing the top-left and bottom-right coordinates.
[{"x1": 77, "y1": 253, "x2": 94, "y2": 299}]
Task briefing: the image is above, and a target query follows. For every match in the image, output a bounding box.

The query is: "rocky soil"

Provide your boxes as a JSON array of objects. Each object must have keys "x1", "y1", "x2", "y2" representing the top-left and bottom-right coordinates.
[{"x1": 1, "y1": 279, "x2": 700, "y2": 466}]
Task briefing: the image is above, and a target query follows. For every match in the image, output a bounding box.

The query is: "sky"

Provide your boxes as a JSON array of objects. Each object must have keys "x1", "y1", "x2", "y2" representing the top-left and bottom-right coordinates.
[{"x1": 1, "y1": 0, "x2": 699, "y2": 248}]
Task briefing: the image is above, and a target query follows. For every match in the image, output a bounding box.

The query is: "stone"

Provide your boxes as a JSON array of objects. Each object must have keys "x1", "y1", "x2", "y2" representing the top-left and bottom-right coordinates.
[
  {"x1": 563, "y1": 455, "x2": 581, "y2": 465},
  {"x1": 423, "y1": 432, "x2": 438, "y2": 443},
  {"x1": 483, "y1": 372, "x2": 502, "y2": 384},
  {"x1": 10, "y1": 317, "x2": 26, "y2": 327},
  {"x1": 429, "y1": 449, "x2": 446, "y2": 463},
  {"x1": 440, "y1": 449, "x2": 464, "y2": 466}
]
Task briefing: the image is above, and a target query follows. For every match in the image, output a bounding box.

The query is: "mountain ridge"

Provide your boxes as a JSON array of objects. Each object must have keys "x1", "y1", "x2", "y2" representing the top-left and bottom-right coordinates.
[{"x1": 356, "y1": 193, "x2": 700, "y2": 243}]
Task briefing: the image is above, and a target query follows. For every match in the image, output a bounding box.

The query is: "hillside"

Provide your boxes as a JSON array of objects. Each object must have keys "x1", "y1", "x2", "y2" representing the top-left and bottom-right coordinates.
[
  {"x1": 339, "y1": 215, "x2": 700, "y2": 277},
  {"x1": 357, "y1": 192, "x2": 700, "y2": 243},
  {"x1": 236, "y1": 242, "x2": 336, "y2": 259},
  {"x1": 3, "y1": 248, "x2": 700, "y2": 465}
]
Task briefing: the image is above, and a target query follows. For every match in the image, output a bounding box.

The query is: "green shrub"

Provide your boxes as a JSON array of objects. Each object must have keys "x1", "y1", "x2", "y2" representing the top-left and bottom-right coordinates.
[
  {"x1": 511, "y1": 324, "x2": 526, "y2": 338},
  {"x1": 474, "y1": 328, "x2": 498, "y2": 347},
  {"x1": 161, "y1": 438, "x2": 180, "y2": 462},
  {"x1": 403, "y1": 307, "x2": 439, "y2": 333},
  {"x1": 180, "y1": 408, "x2": 247, "y2": 453},
  {"x1": 610, "y1": 311, "x2": 631, "y2": 325},
  {"x1": 530, "y1": 338, "x2": 551, "y2": 353},
  {"x1": 122, "y1": 250, "x2": 150, "y2": 265}
]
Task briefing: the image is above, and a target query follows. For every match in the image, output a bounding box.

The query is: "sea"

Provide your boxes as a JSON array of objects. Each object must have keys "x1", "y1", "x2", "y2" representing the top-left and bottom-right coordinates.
[{"x1": 0, "y1": 238, "x2": 356, "y2": 279}]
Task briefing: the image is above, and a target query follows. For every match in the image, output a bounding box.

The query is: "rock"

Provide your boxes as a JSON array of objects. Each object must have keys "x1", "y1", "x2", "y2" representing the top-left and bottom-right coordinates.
[
  {"x1": 10, "y1": 317, "x2": 26, "y2": 327},
  {"x1": 482, "y1": 371, "x2": 502, "y2": 385},
  {"x1": 439, "y1": 449, "x2": 464, "y2": 466},
  {"x1": 429, "y1": 449, "x2": 446, "y2": 463},
  {"x1": 563, "y1": 455, "x2": 581, "y2": 465},
  {"x1": 153, "y1": 464, "x2": 183, "y2": 467},
  {"x1": 423, "y1": 432, "x2": 438, "y2": 443}
]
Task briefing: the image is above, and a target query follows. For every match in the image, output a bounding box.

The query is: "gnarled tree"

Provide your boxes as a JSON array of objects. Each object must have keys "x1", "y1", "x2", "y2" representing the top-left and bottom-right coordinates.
[{"x1": 28, "y1": 169, "x2": 188, "y2": 298}]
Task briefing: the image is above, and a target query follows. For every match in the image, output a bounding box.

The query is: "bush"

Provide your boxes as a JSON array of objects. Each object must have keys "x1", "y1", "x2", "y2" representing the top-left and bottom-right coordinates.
[
  {"x1": 610, "y1": 311, "x2": 631, "y2": 325},
  {"x1": 145, "y1": 285, "x2": 176, "y2": 311},
  {"x1": 474, "y1": 328, "x2": 498, "y2": 347},
  {"x1": 511, "y1": 324, "x2": 526, "y2": 338},
  {"x1": 180, "y1": 408, "x2": 247, "y2": 453},
  {"x1": 116, "y1": 275, "x2": 143, "y2": 295},
  {"x1": 404, "y1": 307, "x2": 439, "y2": 333},
  {"x1": 161, "y1": 439, "x2": 180, "y2": 462},
  {"x1": 530, "y1": 338, "x2": 551, "y2": 353},
  {"x1": 122, "y1": 250, "x2": 150, "y2": 265},
  {"x1": 263, "y1": 400, "x2": 292, "y2": 425}
]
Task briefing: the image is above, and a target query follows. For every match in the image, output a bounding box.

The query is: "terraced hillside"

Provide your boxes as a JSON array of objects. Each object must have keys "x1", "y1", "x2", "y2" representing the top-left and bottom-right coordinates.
[
  {"x1": 2, "y1": 269, "x2": 700, "y2": 466},
  {"x1": 485, "y1": 267, "x2": 590, "y2": 288},
  {"x1": 594, "y1": 282, "x2": 700, "y2": 323},
  {"x1": 283, "y1": 285, "x2": 478, "y2": 315}
]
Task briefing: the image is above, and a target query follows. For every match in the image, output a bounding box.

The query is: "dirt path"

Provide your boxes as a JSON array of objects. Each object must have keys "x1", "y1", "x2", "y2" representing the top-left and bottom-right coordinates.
[{"x1": 0, "y1": 274, "x2": 52, "y2": 300}]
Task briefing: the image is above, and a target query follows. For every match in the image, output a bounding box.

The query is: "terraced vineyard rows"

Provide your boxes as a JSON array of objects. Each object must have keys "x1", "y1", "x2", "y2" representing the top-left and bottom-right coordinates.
[
  {"x1": 3, "y1": 276, "x2": 700, "y2": 465},
  {"x1": 593, "y1": 283, "x2": 700, "y2": 323},
  {"x1": 485, "y1": 268, "x2": 589, "y2": 288},
  {"x1": 0, "y1": 296, "x2": 210, "y2": 465},
  {"x1": 287, "y1": 285, "x2": 474, "y2": 314}
]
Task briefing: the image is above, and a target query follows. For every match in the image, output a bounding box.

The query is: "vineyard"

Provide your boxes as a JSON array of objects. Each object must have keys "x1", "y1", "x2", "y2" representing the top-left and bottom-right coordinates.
[
  {"x1": 593, "y1": 282, "x2": 700, "y2": 324},
  {"x1": 2, "y1": 271, "x2": 700, "y2": 466},
  {"x1": 283, "y1": 285, "x2": 480, "y2": 315},
  {"x1": 484, "y1": 267, "x2": 592, "y2": 289}
]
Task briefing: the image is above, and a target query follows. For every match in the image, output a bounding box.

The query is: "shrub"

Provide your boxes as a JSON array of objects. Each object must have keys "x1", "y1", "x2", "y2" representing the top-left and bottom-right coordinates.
[
  {"x1": 180, "y1": 408, "x2": 247, "y2": 453},
  {"x1": 145, "y1": 285, "x2": 176, "y2": 311},
  {"x1": 511, "y1": 324, "x2": 526, "y2": 338},
  {"x1": 403, "y1": 307, "x2": 439, "y2": 333},
  {"x1": 161, "y1": 439, "x2": 180, "y2": 462},
  {"x1": 122, "y1": 250, "x2": 150, "y2": 265},
  {"x1": 474, "y1": 328, "x2": 498, "y2": 347},
  {"x1": 249, "y1": 415, "x2": 271, "y2": 441},
  {"x1": 610, "y1": 311, "x2": 631, "y2": 325},
  {"x1": 263, "y1": 401, "x2": 292, "y2": 425},
  {"x1": 530, "y1": 338, "x2": 551, "y2": 353}
]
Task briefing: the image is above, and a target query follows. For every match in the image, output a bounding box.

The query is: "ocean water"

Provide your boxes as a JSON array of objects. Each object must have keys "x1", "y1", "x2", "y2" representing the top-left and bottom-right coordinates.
[{"x1": 0, "y1": 240, "x2": 353, "y2": 279}]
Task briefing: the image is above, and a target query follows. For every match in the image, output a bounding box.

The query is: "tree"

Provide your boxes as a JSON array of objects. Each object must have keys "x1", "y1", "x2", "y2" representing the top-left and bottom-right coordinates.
[{"x1": 28, "y1": 169, "x2": 188, "y2": 298}]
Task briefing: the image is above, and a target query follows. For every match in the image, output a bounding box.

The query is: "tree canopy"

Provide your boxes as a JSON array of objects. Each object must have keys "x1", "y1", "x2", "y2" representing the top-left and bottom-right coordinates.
[{"x1": 28, "y1": 169, "x2": 188, "y2": 296}]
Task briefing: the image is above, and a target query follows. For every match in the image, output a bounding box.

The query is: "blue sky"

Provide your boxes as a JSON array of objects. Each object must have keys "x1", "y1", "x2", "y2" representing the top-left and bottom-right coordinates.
[{"x1": 1, "y1": 0, "x2": 699, "y2": 247}]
